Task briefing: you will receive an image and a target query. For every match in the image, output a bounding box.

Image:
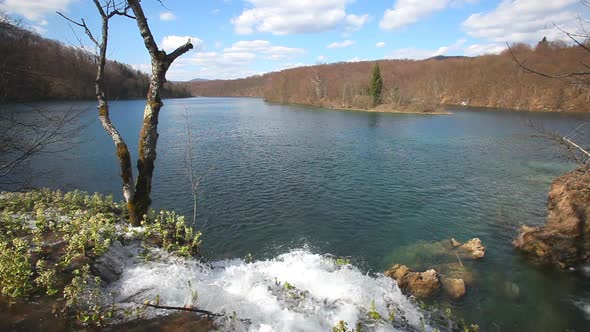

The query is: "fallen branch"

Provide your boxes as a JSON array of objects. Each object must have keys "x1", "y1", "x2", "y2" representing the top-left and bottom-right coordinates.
[
  {"x1": 562, "y1": 136, "x2": 590, "y2": 159},
  {"x1": 143, "y1": 302, "x2": 223, "y2": 317},
  {"x1": 454, "y1": 252, "x2": 464, "y2": 268}
]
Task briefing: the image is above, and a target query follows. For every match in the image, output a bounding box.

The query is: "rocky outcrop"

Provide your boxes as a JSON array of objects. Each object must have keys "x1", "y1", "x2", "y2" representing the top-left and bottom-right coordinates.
[
  {"x1": 384, "y1": 264, "x2": 440, "y2": 298},
  {"x1": 514, "y1": 170, "x2": 590, "y2": 268},
  {"x1": 460, "y1": 238, "x2": 485, "y2": 259}
]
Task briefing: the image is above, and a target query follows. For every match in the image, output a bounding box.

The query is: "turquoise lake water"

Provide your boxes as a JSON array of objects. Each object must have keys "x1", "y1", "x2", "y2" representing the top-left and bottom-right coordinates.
[{"x1": 5, "y1": 97, "x2": 590, "y2": 331}]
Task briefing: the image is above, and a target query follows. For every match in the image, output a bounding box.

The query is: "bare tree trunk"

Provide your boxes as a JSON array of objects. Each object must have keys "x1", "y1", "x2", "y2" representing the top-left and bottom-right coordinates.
[
  {"x1": 93, "y1": 2, "x2": 137, "y2": 222},
  {"x1": 128, "y1": 0, "x2": 193, "y2": 222},
  {"x1": 60, "y1": 1, "x2": 138, "y2": 222}
]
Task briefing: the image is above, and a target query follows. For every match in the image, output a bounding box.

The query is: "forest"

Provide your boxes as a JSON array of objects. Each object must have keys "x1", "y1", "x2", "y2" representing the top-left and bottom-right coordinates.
[
  {"x1": 0, "y1": 16, "x2": 190, "y2": 103},
  {"x1": 189, "y1": 39, "x2": 590, "y2": 113}
]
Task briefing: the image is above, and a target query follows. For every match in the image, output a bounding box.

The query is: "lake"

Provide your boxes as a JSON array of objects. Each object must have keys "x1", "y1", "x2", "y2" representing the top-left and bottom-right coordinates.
[{"x1": 5, "y1": 97, "x2": 590, "y2": 331}]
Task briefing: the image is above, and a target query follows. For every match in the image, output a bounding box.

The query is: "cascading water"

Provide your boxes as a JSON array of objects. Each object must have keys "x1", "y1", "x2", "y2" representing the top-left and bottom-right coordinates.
[{"x1": 109, "y1": 249, "x2": 430, "y2": 331}]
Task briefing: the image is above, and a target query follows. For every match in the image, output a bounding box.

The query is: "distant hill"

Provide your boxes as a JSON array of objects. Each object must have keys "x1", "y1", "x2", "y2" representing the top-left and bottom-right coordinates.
[
  {"x1": 427, "y1": 55, "x2": 468, "y2": 61},
  {"x1": 188, "y1": 41, "x2": 590, "y2": 113},
  {"x1": 190, "y1": 78, "x2": 210, "y2": 82},
  {"x1": 0, "y1": 17, "x2": 190, "y2": 103}
]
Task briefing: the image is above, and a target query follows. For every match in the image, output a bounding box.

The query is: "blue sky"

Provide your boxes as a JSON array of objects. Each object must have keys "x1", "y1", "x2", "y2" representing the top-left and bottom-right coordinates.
[{"x1": 0, "y1": 0, "x2": 585, "y2": 81}]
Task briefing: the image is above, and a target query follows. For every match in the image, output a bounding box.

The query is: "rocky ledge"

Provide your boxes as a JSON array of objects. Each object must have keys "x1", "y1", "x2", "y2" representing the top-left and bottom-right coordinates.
[{"x1": 514, "y1": 169, "x2": 590, "y2": 269}]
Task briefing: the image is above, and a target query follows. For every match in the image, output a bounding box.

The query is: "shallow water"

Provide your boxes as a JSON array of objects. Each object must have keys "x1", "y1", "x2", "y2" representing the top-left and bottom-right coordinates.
[{"x1": 5, "y1": 97, "x2": 590, "y2": 331}]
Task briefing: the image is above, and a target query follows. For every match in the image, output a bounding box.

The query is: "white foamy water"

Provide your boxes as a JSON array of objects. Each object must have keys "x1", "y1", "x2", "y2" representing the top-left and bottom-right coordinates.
[{"x1": 109, "y1": 249, "x2": 429, "y2": 331}]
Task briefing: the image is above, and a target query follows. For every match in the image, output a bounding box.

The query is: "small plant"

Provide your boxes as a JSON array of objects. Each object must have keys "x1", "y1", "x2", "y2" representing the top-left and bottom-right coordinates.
[
  {"x1": 142, "y1": 210, "x2": 202, "y2": 258},
  {"x1": 284, "y1": 281, "x2": 295, "y2": 291},
  {"x1": 34, "y1": 259, "x2": 58, "y2": 295},
  {"x1": 335, "y1": 258, "x2": 351, "y2": 266},
  {"x1": 0, "y1": 238, "x2": 33, "y2": 297},
  {"x1": 333, "y1": 320, "x2": 349, "y2": 332},
  {"x1": 245, "y1": 252, "x2": 254, "y2": 263},
  {"x1": 63, "y1": 264, "x2": 113, "y2": 327},
  {"x1": 389, "y1": 309, "x2": 396, "y2": 322},
  {"x1": 368, "y1": 300, "x2": 382, "y2": 320}
]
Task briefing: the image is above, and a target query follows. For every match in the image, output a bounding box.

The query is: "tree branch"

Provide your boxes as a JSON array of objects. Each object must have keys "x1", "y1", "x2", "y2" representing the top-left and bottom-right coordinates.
[
  {"x1": 143, "y1": 303, "x2": 223, "y2": 317},
  {"x1": 167, "y1": 40, "x2": 194, "y2": 63}
]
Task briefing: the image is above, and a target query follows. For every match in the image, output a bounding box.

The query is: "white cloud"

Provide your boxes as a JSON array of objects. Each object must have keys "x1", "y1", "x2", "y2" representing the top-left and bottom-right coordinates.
[
  {"x1": 165, "y1": 40, "x2": 306, "y2": 81},
  {"x1": 387, "y1": 38, "x2": 505, "y2": 59},
  {"x1": 431, "y1": 39, "x2": 466, "y2": 56},
  {"x1": 279, "y1": 62, "x2": 308, "y2": 70},
  {"x1": 170, "y1": 51, "x2": 260, "y2": 80},
  {"x1": 344, "y1": 14, "x2": 370, "y2": 32},
  {"x1": 317, "y1": 55, "x2": 327, "y2": 62},
  {"x1": 32, "y1": 25, "x2": 47, "y2": 34},
  {"x1": 380, "y1": 0, "x2": 449, "y2": 30},
  {"x1": 327, "y1": 39, "x2": 355, "y2": 49},
  {"x1": 388, "y1": 48, "x2": 437, "y2": 60},
  {"x1": 462, "y1": 0, "x2": 580, "y2": 43},
  {"x1": 463, "y1": 43, "x2": 506, "y2": 56},
  {"x1": 224, "y1": 40, "x2": 305, "y2": 60},
  {"x1": 159, "y1": 11, "x2": 176, "y2": 21},
  {"x1": 131, "y1": 63, "x2": 151, "y2": 74},
  {"x1": 0, "y1": 0, "x2": 77, "y2": 23},
  {"x1": 346, "y1": 57, "x2": 368, "y2": 62},
  {"x1": 376, "y1": 42, "x2": 386, "y2": 48},
  {"x1": 161, "y1": 35, "x2": 203, "y2": 53},
  {"x1": 231, "y1": 0, "x2": 368, "y2": 35}
]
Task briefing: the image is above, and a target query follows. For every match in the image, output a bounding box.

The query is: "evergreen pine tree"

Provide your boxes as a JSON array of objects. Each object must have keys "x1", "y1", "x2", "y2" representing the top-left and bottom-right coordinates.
[{"x1": 370, "y1": 63, "x2": 383, "y2": 107}]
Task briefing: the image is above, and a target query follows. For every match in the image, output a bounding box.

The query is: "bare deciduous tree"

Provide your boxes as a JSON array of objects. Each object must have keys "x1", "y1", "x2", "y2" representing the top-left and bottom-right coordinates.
[
  {"x1": 0, "y1": 106, "x2": 88, "y2": 187},
  {"x1": 61, "y1": 0, "x2": 193, "y2": 225}
]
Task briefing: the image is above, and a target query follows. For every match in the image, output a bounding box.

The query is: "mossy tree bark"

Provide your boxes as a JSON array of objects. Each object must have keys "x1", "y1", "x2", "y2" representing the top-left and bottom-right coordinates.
[{"x1": 128, "y1": 0, "x2": 193, "y2": 224}]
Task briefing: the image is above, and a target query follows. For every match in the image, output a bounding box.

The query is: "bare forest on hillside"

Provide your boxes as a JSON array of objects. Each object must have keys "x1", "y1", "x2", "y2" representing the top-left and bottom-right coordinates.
[
  {"x1": 189, "y1": 40, "x2": 590, "y2": 112},
  {"x1": 0, "y1": 16, "x2": 190, "y2": 103}
]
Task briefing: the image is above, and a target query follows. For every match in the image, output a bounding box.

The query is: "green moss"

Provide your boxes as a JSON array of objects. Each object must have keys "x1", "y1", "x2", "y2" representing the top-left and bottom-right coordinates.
[{"x1": 99, "y1": 106, "x2": 108, "y2": 117}]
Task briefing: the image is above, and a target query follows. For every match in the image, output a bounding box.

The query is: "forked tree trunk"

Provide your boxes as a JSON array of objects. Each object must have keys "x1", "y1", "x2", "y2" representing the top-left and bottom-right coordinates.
[{"x1": 128, "y1": 0, "x2": 193, "y2": 223}]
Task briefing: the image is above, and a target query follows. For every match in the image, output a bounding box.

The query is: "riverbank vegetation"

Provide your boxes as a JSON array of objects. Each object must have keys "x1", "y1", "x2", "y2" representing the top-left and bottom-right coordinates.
[
  {"x1": 190, "y1": 39, "x2": 590, "y2": 113},
  {"x1": 0, "y1": 189, "x2": 202, "y2": 329}
]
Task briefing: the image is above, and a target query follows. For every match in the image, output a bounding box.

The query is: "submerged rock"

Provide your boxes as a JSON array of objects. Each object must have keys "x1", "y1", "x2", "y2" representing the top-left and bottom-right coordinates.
[
  {"x1": 450, "y1": 238, "x2": 461, "y2": 248},
  {"x1": 441, "y1": 277, "x2": 466, "y2": 299},
  {"x1": 514, "y1": 169, "x2": 590, "y2": 268},
  {"x1": 436, "y1": 262, "x2": 475, "y2": 286},
  {"x1": 384, "y1": 264, "x2": 440, "y2": 298},
  {"x1": 503, "y1": 282, "x2": 520, "y2": 300},
  {"x1": 460, "y1": 238, "x2": 485, "y2": 259}
]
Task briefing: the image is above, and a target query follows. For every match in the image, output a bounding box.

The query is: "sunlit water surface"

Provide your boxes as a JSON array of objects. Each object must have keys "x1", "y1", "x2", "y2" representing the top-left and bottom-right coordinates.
[{"x1": 5, "y1": 97, "x2": 590, "y2": 331}]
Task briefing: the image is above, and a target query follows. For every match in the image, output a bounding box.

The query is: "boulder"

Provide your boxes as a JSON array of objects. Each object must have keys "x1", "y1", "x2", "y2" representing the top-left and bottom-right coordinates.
[
  {"x1": 450, "y1": 238, "x2": 461, "y2": 248},
  {"x1": 441, "y1": 277, "x2": 466, "y2": 299},
  {"x1": 384, "y1": 264, "x2": 411, "y2": 288},
  {"x1": 384, "y1": 264, "x2": 440, "y2": 298},
  {"x1": 514, "y1": 170, "x2": 590, "y2": 268},
  {"x1": 92, "y1": 241, "x2": 132, "y2": 283},
  {"x1": 460, "y1": 238, "x2": 485, "y2": 259},
  {"x1": 406, "y1": 269, "x2": 440, "y2": 298}
]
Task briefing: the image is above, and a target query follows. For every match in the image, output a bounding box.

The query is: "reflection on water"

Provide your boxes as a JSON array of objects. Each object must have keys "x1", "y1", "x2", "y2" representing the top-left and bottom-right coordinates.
[{"x1": 4, "y1": 97, "x2": 590, "y2": 331}]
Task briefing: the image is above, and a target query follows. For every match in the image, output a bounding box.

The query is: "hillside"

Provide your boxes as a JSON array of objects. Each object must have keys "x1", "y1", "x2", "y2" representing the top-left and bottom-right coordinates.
[
  {"x1": 189, "y1": 41, "x2": 590, "y2": 113},
  {"x1": 0, "y1": 17, "x2": 190, "y2": 103}
]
